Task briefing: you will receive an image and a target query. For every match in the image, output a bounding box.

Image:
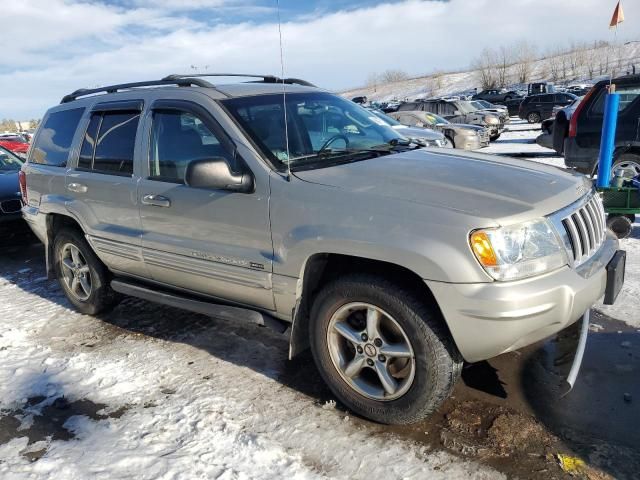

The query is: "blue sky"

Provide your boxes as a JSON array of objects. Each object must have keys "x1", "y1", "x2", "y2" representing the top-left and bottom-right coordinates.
[{"x1": 0, "y1": 0, "x2": 636, "y2": 119}]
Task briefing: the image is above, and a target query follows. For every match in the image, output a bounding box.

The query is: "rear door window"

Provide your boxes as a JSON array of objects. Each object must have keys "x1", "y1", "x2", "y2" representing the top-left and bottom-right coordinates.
[
  {"x1": 30, "y1": 108, "x2": 84, "y2": 166},
  {"x1": 78, "y1": 111, "x2": 140, "y2": 175}
]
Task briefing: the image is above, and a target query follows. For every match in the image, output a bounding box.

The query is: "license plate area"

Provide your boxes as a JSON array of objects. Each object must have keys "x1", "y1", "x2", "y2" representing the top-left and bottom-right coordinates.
[{"x1": 604, "y1": 250, "x2": 626, "y2": 305}]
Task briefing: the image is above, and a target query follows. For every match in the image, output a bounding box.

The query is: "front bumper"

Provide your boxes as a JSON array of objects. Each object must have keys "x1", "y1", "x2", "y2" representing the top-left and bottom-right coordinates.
[{"x1": 426, "y1": 233, "x2": 619, "y2": 363}]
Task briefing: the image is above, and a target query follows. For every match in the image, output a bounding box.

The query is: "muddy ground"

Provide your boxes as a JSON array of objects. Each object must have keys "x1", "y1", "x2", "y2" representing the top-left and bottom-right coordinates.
[{"x1": 1, "y1": 243, "x2": 638, "y2": 479}]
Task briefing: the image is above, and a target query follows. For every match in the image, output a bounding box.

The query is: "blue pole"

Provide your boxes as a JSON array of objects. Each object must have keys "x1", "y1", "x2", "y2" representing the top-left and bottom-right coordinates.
[{"x1": 596, "y1": 92, "x2": 620, "y2": 188}]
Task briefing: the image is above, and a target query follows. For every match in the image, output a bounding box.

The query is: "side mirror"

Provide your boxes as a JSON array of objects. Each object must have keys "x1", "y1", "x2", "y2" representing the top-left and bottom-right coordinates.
[{"x1": 185, "y1": 157, "x2": 254, "y2": 193}]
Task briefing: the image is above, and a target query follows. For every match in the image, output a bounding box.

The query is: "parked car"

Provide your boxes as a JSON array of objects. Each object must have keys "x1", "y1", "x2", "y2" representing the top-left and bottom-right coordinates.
[
  {"x1": 0, "y1": 146, "x2": 30, "y2": 242},
  {"x1": 365, "y1": 108, "x2": 451, "y2": 147},
  {"x1": 472, "y1": 89, "x2": 521, "y2": 103},
  {"x1": 352, "y1": 96, "x2": 367, "y2": 104},
  {"x1": 519, "y1": 92, "x2": 578, "y2": 123},
  {"x1": 564, "y1": 73, "x2": 640, "y2": 176},
  {"x1": 527, "y1": 82, "x2": 556, "y2": 95},
  {"x1": 389, "y1": 110, "x2": 489, "y2": 150},
  {"x1": 469, "y1": 100, "x2": 509, "y2": 124},
  {"x1": 398, "y1": 99, "x2": 504, "y2": 140},
  {"x1": 22, "y1": 74, "x2": 624, "y2": 425},
  {"x1": 503, "y1": 98, "x2": 523, "y2": 116},
  {"x1": 0, "y1": 135, "x2": 29, "y2": 158},
  {"x1": 550, "y1": 96, "x2": 584, "y2": 155}
]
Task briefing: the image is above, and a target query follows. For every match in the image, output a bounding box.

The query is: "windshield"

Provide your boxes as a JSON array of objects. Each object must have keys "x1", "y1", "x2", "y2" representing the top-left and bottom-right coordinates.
[
  {"x1": 471, "y1": 101, "x2": 486, "y2": 110},
  {"x1": 368, "y1": 109, "x2": 403, "y2": 127},
  {"x1": 457, "y1": 101, "x2": 478, "y2": 113},
  {"x1": 423, "y1": 112, "x2": 450, "y2": 125},
  {"x1": 0, "y1": 146, "x2": 23, "y2": 172},
  {"x1": 223, "y1": 92, "x2": 407, "y2": 170}
]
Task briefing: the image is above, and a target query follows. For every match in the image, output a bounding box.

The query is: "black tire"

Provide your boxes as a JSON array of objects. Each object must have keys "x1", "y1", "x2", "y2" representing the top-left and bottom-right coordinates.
[
  {"x1": 445, "y1": 135, "x2": 455, "y2": 148},
  {"x1": 527, "y1": 112, "x2": 541, "y2": 124},
  {"x1": 504, "y1": 95, "x2": 512, "y2": 101},
  {"x1": 309, "y1": 274, "x2": 462, "y2": 425},
  {"x1": 626, "y1": 214, "x2": 636, "y2": 224},
  {"x1": 612, "y1": 153, "x2": 640, "y2": 179},
  {"x1": 490, "y1": 132, "x2": 501, "y2": 141},
  {"x1": 53, "y1": 228, "x2": 118, "y2": 315},
  {"x1": 606, "y1": 215, "x2": 633, "y2": 239}
]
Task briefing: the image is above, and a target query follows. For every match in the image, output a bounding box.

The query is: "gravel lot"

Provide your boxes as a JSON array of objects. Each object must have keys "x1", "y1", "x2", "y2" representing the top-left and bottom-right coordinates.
[{"x1": 0, "y1": 121, "x2": 638, "y2": 480}]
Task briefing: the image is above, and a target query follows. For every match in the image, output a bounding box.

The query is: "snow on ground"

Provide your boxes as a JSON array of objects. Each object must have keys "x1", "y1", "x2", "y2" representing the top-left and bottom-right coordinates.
[
  {"x1": 0, "y1": 268, "x2": 500, "y2": 480},
  {"x1": 488, "y1": 120, "x2": 640, "y2": 328}
]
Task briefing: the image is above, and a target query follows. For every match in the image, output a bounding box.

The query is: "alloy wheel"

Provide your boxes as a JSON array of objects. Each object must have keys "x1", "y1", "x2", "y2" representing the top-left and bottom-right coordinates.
[
  {"x1": 326, "y1": 302, "x2": 416, "y2": 401},
  {"x1": 60, "y1": 243, "x2": 92, "y2": 301}
]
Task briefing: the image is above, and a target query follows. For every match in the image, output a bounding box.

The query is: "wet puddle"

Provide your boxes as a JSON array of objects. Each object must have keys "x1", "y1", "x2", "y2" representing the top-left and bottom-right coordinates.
[{"x1": 0, "y1": 396, "x2": 127, "y2": 462}]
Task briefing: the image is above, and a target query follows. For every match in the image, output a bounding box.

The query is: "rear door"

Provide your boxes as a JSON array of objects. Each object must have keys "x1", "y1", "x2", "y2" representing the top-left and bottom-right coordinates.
[
  {"x1": 65, "y1": 100, "x2": 147, "y2": 276},
  {"x1": 137, "y1": 98, "x2": 274, "y2": 310}
]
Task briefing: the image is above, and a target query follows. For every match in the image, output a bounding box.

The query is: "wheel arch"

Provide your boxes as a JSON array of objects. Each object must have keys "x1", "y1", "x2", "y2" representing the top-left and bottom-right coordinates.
[
  {"x1": 44, "y1": 213, "x2": 86, "y2": 278},
  {"x1": 288, "y1": 253, "x2": 449, "y2": 359}
]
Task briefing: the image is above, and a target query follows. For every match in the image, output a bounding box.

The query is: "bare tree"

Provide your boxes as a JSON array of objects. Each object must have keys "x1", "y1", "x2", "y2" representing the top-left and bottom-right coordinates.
[
  {"x1": 0, "y1": 119, "x2": 18, "y2": 133},
  {"x1": 472, "y1": 48, "x2": 498, "y2": 89},
  {"x1": 29, "y1": 119, "x2": 41, "y2": 130},
  {"x1": 496, "y1": 46, "x2": 512, "y2": 87},
  {"x1": 547, "y1": 48, "x2": 562, "y2": 82},
  {"x1": 366, "y1": 72, "x2": 380, "y2": 92},
  {"x1": 514, "y1": 41, "x2": 536, "y2": 84},
  {"x1": 378, "y1": 69, "x2": 409, "y2": 84}
]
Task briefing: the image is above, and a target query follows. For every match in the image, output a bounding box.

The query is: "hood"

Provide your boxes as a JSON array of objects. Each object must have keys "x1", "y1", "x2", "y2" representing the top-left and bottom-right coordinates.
[
  {"x1": 392, "y1": 125, "x2": 443, "y2": 141},
  {"x1": 0, "y1": 171, "x2": 19, "y2": 197},
  {"x1": 294, "y1": 149, "x2": 590, "y2": 224},
  {"x1": 447, "y1": 123, "x2": 485, "y2": 132}
]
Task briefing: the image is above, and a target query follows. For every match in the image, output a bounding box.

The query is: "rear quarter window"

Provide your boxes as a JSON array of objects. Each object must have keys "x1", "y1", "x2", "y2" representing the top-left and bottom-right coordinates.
[
  {"x1": 30, "y1": 108, "x2": 84, "y2": 166},
  {"x1": 589, "y1": 85, "x2": 640, "y2": 116}
]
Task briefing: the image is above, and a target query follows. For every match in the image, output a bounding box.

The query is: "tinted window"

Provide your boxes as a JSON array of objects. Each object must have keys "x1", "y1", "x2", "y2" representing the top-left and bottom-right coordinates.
[
  {"x1": 590, "y1": 85, "x2": 640, "y2": 115},
  {"x1": 78, "y1": 114, "x2": 101, "y2": 170},
  {"x1": 92, "y1": 112, "x2": 139, "y2": 175},
  {"x1": 30, "y1": 108, "x2": 84, "y2": 166},
  {"x1": 149, "y1": 110, "x2": 232, "y2": 183},
  {"x1": 0, "y1": 147, "x2": 23, "y2": 171}
]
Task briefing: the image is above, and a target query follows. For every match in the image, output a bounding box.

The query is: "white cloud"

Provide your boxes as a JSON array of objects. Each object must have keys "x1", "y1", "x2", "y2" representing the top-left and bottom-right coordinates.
[{"x1": 0, "y1": 0, "x2": 637, "y2": 119}]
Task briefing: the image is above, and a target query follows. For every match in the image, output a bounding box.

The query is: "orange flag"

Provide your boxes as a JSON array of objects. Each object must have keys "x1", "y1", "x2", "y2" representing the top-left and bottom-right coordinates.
[{"x1": 609, "y1": 1, "x2": 625, "y2": 28}]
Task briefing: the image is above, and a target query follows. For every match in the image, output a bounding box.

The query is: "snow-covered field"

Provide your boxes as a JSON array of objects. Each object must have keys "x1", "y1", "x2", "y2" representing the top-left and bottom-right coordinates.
[{"x1": 0, "y1": 121, "x2": 637, "y2": 479}]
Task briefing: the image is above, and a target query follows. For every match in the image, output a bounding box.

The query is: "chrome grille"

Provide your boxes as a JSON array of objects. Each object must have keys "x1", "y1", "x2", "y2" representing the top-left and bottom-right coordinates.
[
  {"x1": 560, "y1": 193, "x2": 606, "y2": 266},
  {"x1": 0, "y1": 199, "x2": 22, "y2": 214}
]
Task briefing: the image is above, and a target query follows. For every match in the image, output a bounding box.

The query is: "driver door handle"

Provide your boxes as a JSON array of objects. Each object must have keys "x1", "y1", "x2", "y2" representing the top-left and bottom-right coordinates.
[{"x1": 141, "y1": 194, "x2": 171, "y2": 208}]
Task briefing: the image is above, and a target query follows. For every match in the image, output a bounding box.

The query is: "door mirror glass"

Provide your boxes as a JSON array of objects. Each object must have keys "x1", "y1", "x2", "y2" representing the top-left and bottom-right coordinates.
[{"x1": 185, "y1": 157, "x2": 254, "y2": 193}]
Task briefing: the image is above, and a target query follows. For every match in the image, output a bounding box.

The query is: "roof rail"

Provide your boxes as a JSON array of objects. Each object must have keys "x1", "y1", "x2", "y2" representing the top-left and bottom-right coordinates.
[
  {"x1": 162, "y1": 73, "x2": 316, "y2": 87},
  {"x1": 60, "y1": 78, "x2": 215, "y2": 104}
]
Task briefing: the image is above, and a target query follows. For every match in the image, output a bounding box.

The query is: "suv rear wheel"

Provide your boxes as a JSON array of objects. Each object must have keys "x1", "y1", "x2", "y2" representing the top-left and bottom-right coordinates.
[
  {"x1": 53, "y1": 228, "x2": 118, "y2": 315},
  {"x1": 309, "y1": 274, "x2": 462, "y2": 424},
  {"x1": 527, "y1": 112, "x2": 541, "y2": 123}
]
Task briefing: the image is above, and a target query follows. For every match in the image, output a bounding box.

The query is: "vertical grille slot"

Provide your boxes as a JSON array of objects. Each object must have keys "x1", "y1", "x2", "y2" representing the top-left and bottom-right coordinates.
[{"x1": 559, "y1": 193, "x2": 607, "y2": 266}]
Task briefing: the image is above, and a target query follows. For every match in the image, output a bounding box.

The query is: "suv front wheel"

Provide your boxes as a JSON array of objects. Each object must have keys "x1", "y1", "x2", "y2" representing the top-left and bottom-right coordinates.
[
  {"x1": 309, "y1": 274, "x2": 462, "y2": 424},
  {"x1": 53, "y1": 228, "x2": 118, "y2": 315}
]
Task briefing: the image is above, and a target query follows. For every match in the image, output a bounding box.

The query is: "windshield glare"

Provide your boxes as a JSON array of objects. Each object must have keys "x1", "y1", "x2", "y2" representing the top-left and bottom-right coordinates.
[
  {"x1": 0, "y1": 147, "x2": 23, "y2": 172},
  {"x1": 423, "y1": 112, "x2": 449, "y2": 125},
  {"x1": 369, "y1": 109, "x2": 403, "y2": 127},
  {"x1": 223, "y1": 92, "x2": 405, "y2": 169}
]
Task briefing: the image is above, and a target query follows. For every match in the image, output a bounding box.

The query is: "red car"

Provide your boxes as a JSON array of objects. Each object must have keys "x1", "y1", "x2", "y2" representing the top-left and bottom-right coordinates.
[{"x1": 0, "y1": 136, "x2": 29, "y2": 156}]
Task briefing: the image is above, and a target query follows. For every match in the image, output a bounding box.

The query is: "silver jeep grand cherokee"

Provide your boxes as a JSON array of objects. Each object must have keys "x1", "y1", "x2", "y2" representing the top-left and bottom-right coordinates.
[{"x1": 21, "y1": 74, "x2": 624, "y2": 425}]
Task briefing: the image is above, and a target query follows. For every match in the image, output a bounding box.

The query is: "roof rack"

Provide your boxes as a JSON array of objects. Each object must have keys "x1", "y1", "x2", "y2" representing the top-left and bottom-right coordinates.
[
  {"x1": 60, "y1": 78, "x2": 215, "y2": 103},
  {"x1": 60, "y1": 73, "x2": 317, "y2": 104},
  {"x1": 162, "y1": 73, "x2": 316, "y2": 87}
]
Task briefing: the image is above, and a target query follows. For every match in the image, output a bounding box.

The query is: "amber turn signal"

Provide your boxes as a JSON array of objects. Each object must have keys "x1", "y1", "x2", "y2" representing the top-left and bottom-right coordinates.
[{"x1": 470, "y1": 231, "x2": 498, "y2": 267}]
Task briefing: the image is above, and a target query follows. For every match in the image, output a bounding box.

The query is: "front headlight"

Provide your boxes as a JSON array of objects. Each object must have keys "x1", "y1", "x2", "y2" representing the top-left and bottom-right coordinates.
[
  {"x1": 469, "y1": 219, "x2": 567, "y2": 281},
  {"x1": 484, "y1": 115, "x2": 499, "y2": 124}
]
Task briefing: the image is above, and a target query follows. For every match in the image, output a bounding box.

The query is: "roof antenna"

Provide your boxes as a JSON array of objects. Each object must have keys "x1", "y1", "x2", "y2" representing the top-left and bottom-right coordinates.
[{"x1": 276, "y1": 0, "x2": 292, "y2": 181}]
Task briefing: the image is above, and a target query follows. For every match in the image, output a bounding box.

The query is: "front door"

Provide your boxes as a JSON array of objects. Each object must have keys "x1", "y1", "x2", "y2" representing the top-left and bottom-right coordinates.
[{"x1": 137, "y1": 99, "x2": 274, "y2": 310}]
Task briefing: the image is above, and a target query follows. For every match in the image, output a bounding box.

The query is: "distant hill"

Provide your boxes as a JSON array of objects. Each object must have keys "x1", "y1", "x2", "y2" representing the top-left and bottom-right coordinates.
[{"x1": 342, "y1": 41, "x2": 640, "y2": 102}]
